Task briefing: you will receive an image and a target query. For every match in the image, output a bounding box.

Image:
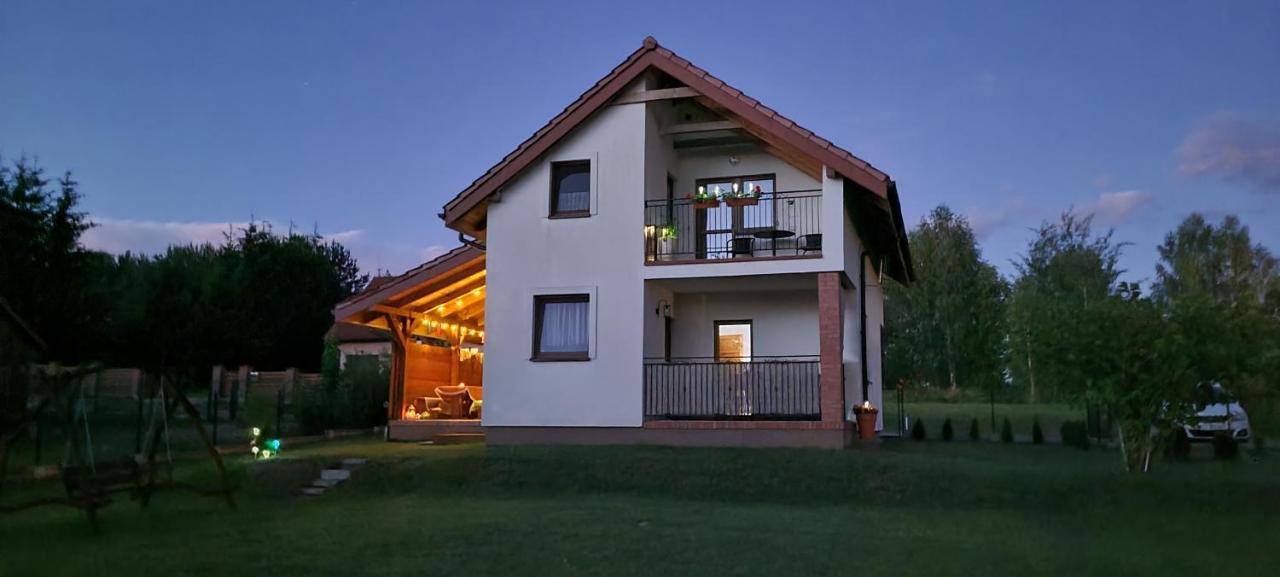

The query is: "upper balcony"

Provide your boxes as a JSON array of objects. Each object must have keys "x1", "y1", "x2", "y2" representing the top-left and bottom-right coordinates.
[{"x1": 644, "y1": 188, "x2": 822, "y2": 264}]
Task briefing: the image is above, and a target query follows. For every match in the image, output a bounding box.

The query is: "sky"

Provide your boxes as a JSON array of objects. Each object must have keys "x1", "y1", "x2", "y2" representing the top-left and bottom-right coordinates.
[{"x1": 3, "y1": 0, "x2": 1278, "y2": 282}]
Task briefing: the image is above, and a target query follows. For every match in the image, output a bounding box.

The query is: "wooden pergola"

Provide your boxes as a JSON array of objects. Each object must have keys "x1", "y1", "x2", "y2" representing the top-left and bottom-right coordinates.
[{"x1": 333, "y1": 246, "x2": 485, "y2": 419}]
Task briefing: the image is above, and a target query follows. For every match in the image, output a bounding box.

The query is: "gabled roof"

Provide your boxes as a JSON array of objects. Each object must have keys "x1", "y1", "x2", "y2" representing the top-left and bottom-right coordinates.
[
  {"x1": 440, "y1": 36, "x2": 913, "y2": 284},
  {"x1": 333, "y1": 245, "x2": 485, "y2": 324},
  {"x1": 326, "y1": 321, "x2": 392, "y2": 344}
]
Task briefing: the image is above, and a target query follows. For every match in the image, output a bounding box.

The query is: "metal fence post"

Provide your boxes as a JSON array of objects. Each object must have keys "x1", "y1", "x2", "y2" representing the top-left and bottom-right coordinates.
[
  {"x1": 135, "y1": 388, "x2": 144, "y2": 454},
  {"x1": 275, "y1": 388, "x2": 285, "y2": 439},
  {"x1": 211, "y1": 389, "x2": 219, "y2": 447},
  {"x1": 33, "y1": 412, "x2": 42, "y2": 466},
  {"x1": 228, "y1": 379, "x2": 240, "y2": 421}
]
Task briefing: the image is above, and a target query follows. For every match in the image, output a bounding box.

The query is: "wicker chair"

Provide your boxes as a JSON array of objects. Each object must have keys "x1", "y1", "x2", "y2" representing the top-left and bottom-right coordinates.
[{"x1": 434, "y1": 385, "x2": 473, "y2": 418}]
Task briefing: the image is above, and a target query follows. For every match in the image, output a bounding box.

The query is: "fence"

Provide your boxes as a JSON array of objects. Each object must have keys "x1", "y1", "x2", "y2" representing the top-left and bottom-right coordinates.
[
  {"x1": 643, "y1": 357, "x2": 821, "y2": 421},
  {"x1": 8, "y1": 364, "x2": 318, "y2": 470},
  {"x1": 879, "y1": 383, "x2": 1104, "y2": 443}
]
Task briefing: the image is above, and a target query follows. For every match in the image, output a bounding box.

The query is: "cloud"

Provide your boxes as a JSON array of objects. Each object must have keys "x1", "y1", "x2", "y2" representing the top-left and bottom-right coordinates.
[
  {"x1": 79, "y1": 217, "x2": 432, "y2": 273},
  {"x1": 965, "y1": 196, "x2": 1029, "y2": 240},
  {"x1": 1178, "y1": 111, "x2": 1280, "y2": 193},
  {"x1": 1080, "y1": 190, "x2": 1153, "y2": 226},
  {"x1": 82, "y1": 217, "x2": 246, "y2": 255}
]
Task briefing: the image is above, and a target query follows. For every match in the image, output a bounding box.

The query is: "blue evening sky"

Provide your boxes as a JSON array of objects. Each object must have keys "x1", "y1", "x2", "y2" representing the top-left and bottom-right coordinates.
[{"x1": 3, "y1": 1, "x2": 1278, "y2": 280}]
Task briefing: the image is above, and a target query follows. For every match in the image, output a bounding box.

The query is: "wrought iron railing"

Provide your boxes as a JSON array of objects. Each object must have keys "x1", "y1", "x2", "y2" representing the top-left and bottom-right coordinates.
[
  {"x1": 644, "y1": 190, "x2": 822, "y2": 262},
  {"x1": 643, "y1": 356, "x2": 820, "y2": 420}
]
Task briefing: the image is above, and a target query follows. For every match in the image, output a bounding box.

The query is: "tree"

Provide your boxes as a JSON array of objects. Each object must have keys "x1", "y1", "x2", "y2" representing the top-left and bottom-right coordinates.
[
  {"x1": 1087, "y1": 282, "x2": 1198, "y2": 472},
  {"x1": 1153, "y1": 214, "x2": 1280, "y2": 436},
  {"x1": 1155, "y1": 213, "x2": 1278, "y2": 308},
  {"x1": 0, "y1": 158, "x2": 99, "y2": 362},
  {"x1": 1006, "y1": 211, "x2": 1125, "y2": 402},
  {"x1": 884, "y1": 206, "x2": 1007, "y2": 395}
]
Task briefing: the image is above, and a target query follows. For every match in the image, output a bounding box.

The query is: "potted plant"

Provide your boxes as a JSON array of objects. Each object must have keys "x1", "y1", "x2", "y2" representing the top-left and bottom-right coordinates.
[
  {"x1": 724, "y1": 183, "x2": 762, "y2": 208},
  {"x1": 690, "y1": 185, "x2": 720, "y2": 209},
  {"x1": 657, "y1": 225, "x2": 677, "y2": 261},
  {"x1": 853, "y1": 401, "x2": 879, "y2": 441}
]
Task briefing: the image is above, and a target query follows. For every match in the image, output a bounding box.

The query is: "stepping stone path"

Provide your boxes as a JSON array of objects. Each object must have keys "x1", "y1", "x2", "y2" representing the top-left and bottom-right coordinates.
[{"x1": 298, "y1": 458, "x2": 367, "y2": 497}]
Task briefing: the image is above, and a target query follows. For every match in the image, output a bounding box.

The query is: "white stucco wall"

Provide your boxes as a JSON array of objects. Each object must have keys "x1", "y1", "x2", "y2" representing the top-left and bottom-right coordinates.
[
  {"x1": 667, "y1": 289, "x2": 820, "y2": 358},
  {"x1": 865, "y1": 258, "x2": 886, "y2": 429},
  {"x1": 338, "y1": 342, "x2": 391, "y2": 369},
  {"x1": 481, "y1": 80, "x2": 888, "y2": 431},
  {"x1": 483, "y1": 100, "x2": 648, "y2": 428}
]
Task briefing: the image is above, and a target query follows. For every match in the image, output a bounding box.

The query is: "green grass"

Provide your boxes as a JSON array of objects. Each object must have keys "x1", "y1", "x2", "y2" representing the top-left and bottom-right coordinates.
[{"x1": 2, "y1": 436, "x2": 1277, "y2": 577}]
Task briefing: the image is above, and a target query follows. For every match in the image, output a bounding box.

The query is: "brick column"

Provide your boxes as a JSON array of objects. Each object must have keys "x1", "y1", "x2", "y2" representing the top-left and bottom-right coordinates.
[{"x1": 817, "y1": 272, "x2": 845, "y2": 428}]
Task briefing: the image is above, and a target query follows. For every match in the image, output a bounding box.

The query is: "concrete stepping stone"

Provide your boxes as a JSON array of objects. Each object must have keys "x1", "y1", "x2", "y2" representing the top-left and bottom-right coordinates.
[
  {"x1": 300, "y1": 487, "x2": 326, "y2": 497},
  {"x1": 341, "y1": 458, "x2": 367, "y2": 468},
  {"x1": 312, "y1": 479, "x2": 341, "y2": 488},
  {"x1": 320, "y1": 468, "x2": 351, "y2": 482}
]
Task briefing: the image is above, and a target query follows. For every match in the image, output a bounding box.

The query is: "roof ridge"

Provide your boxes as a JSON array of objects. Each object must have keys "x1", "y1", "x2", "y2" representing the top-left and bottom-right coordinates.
[{"x1": 442, "y1": 36, "x2": 892, "y2": 224}]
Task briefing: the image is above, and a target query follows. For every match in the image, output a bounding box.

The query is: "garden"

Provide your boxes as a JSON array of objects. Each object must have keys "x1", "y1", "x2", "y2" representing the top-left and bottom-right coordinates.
[{"x1": 1, "y1": 435, "x2": 1276, "y2": 577}]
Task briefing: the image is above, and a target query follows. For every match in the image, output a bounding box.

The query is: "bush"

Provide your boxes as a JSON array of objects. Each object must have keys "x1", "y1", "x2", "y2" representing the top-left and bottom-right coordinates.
[
  {"x1": 333, "y1": 355, "x2": 389, "y2": 429},
  {"x1": 293, "y1": 341, "x2": 339, "y2": 435},
  {"x1": 968, "y1": 418, "x2": 980, "y2": 442},
  {"x1": 1001, "y1": 417, "x2": 1014, "y2": 443},
  {"x1": 293, "y1": 341, "x2": 389, "y2": 435},
  {"x1": 1031, "y1": 418, "x2": 1044, "y2": 445},
  {"x1": 1061, "y1": 420, "x2": 1090, "y2": 450},
  {"x1": 1212, "y1": 432, "x2": 1239, "y2": 461},
  {"x1": 910, "y1": 418, "x2": 926, "y2": 441},
  {"x1": 941, "y1": 418, "x2": 954, "y2": 442},
  {"x1": 1166, "y1": 428, "x2": 1191, "y2": 460}
]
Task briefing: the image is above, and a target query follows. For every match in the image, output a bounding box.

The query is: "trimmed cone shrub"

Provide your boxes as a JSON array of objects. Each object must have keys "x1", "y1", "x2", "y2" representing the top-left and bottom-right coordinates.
[
  {"x1": 1031, "y1": 418, "x2": 1045, "y2": 445},
  {"x1": 911, "y1": 418, "x2": 927, "y2": 441},
  {"x1": 968, "y1": 418, "x2": 980, "y2": 441},
  {"x1": 1061, "y1": 420, "x2": 1090, "y2": 450},
  {"x1": 1213, "y1": 432, "x2": 1239, "y2": 461},
  {"x1": 1166, "y1": 428, "x2": 1191, "y2": 460},
  {"x1": 941, "y1": 418, "x2": 954, "y2": 442},
  {"x1": 1001, "y1": 417, "x2": 1014, "y2": 443}
]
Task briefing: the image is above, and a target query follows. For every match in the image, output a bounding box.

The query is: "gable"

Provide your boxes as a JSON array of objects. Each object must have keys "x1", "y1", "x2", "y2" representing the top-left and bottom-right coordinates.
[{"x1": 440, "y1": 37, "x2": 913, "y2": 284}]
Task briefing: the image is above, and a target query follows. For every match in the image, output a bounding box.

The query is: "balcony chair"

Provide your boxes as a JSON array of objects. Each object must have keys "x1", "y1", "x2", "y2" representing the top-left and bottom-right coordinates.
[
  {"x1": 729, "y1": 237, "x2": 754, "y2": 258},
  {"x1": 798, "y1": 233, "x2": 822, "y2": 254}
]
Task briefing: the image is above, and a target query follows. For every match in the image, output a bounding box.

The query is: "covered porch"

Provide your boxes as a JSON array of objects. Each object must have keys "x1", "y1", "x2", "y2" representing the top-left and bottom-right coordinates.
[
  {"x1": 333, "y1": 246, "x2": 486, "y2": 441},
  {"x1": 642, "y1": 272, "x2": 852, "y2": 444}
]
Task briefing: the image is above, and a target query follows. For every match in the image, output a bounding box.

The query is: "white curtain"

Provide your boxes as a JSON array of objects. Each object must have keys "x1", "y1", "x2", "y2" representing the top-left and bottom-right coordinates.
[
  {"x1": 540, "y1": 301, "x2": 589, "y2": 353},
  {"x1": 557, "y1": 188, "x2": 590, "y2": 212}
]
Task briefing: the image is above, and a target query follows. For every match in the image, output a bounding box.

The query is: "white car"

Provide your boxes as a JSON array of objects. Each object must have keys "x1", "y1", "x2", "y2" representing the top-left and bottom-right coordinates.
[{"x1": 1183, "y1": 384, "x2": 1251, "y2": 443}]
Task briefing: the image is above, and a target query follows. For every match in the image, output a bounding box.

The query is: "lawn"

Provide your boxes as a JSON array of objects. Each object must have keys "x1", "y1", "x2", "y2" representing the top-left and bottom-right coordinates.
[{"x1": 1, "y1": 437, "x2": 1277, "y2": 577}]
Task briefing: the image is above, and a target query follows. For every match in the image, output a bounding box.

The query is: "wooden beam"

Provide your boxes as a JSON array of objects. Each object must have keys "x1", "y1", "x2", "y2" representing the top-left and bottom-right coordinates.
[
  {"x1": 662, "y1": 120, "x2": 739, "y2": 135},
  {"x1": 373, "y1": 304, "x2": 484, "y2": 336},
  {"x1": 394, "y1": 269, "x2": 486, "y2": 309},
  {"x1": 611, "y1": 86, "x2": 699, "y2": 105}
]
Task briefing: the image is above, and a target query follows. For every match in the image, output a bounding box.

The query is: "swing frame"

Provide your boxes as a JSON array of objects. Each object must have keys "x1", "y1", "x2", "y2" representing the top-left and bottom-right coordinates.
[{"x1": 0, "y1": 365, "x2": 237, "y2": 534}]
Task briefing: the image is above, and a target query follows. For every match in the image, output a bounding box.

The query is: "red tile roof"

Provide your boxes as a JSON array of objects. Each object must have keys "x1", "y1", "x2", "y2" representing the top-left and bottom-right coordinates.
[{"x1": 442, "y1": 36, "x2": 892, "y2": 228}]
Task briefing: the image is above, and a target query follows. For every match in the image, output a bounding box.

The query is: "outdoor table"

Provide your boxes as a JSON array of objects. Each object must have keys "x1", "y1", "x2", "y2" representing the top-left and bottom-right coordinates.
[{"x1": 753, "y1": 229, "x2": 795, "y2": 256}]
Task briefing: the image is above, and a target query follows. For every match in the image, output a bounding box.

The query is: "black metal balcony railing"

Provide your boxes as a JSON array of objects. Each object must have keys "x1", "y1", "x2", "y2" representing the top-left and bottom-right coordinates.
[
  {"x1": 644, "y1": 190, "x2": 822, "y2": 262},
  {"x1": 643, "y1": 356, "x2": 820, "y2": 421}
]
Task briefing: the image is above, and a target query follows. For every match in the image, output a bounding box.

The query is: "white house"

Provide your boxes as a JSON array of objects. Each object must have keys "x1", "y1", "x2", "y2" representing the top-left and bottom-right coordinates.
[{"x1": 335, "y1": 37, "x2": 911, "y2": 448}]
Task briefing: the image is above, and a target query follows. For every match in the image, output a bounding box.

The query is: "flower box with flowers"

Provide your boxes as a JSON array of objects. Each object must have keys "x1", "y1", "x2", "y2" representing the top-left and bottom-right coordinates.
[
  {"x1": 724, "y1": 183, "x2": 763, "y2": 207},
  {"x1": 690, "y1": 186, "x2": 720, "y2": 209}
]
